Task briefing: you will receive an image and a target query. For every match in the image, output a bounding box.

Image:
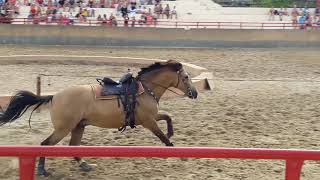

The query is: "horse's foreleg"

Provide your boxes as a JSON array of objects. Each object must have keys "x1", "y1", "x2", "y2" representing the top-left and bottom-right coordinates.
[
  {"x1": 143, "y1": 120, "x2": 174, "y2": 146},
  {"x1": 69, "y1": 121, "x2": 92, "y2": 172},
  {"x1": 38, "y1": 129, "x2": 69, "y2": 177},
  {"x1": 155, "y1": 113, "x2": 173, "y2": 139}
]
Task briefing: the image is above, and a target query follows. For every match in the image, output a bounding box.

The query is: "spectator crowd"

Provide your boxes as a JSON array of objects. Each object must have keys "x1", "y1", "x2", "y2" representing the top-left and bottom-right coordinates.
[
  {"x1": 0, "y1": 0, "x2": 178, "y2": 26},
  {"x1": 269, "y1": 5, "x2": 320, "y2": 29}
]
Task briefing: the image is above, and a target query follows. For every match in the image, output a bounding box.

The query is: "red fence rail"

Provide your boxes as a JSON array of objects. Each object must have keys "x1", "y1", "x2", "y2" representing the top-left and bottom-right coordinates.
[
  {"x1": 1, "y1": 146, "x2": 320, "y2": 180},
  {"x1": 3, "y1": 17, "x2": 320, "y2": 29}
]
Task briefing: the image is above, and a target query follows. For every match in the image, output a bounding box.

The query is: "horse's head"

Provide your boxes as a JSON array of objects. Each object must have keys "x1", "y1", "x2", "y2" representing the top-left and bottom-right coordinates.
[
  {"x1": 168, "y1": 60, "x2": 198, "y2": 99},
  {"x1": 138, "y1": 60, "x2": 198, "y2": 100}
]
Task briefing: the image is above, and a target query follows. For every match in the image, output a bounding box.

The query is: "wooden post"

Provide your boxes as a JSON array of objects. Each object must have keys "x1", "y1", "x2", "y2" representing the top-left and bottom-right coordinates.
[{"x1": 36, "y1": 75, "x2": 41, "y2": 113}]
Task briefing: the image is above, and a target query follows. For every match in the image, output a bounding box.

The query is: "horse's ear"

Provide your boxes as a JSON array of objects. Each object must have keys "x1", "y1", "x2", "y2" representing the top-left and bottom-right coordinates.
[
  {"x1": 174, "y1": 62, "x2": 183, "y2": 71},
  {"x1": 176, "y1": 63, "x2": 182, "y2": 71},
  {"x1": 167, "y1": 60, "x2": 182, "y2": 71}
]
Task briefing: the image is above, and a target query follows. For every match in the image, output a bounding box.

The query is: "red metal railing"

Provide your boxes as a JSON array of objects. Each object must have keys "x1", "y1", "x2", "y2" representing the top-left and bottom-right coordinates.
[
  {"x1": 4, "y1": 17, "x2": 320, "y2": 29},
  {"x1": 1, "y1": 146, "x2": 320, "y2": 180}
]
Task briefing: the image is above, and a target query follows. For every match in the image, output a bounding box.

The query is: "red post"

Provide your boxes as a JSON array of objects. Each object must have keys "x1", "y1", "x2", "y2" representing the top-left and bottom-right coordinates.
[
  {"x1": 19, "y1": 157, "x2": 36, "y2": 180},
  {"x1": 285, "y1": 160, "x2": 304, "y2": 180},
  {"x1": 317, "y1": 0, "x2": 320, "y2": 8}
]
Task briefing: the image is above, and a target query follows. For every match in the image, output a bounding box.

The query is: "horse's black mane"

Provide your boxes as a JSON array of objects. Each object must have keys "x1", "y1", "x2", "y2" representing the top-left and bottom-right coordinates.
[{"x1": 137, "y1": 60, "x2": 182, "y2": 77}]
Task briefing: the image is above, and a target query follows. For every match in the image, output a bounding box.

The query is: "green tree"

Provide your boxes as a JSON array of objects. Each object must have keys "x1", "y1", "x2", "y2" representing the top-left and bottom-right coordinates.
[{"x1": 256, "y1": 0, "x2": 293, "y2": 7}]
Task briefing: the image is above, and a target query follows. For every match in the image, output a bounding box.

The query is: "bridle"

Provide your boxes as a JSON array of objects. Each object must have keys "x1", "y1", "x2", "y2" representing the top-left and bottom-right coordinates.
[{"x1": 140, "y1": 69, "x2": 193, "y2": 103}]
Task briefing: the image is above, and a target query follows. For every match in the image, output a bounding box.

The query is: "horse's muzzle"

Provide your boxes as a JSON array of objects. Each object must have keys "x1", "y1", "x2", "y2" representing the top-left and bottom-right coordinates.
[{"x1": 187, "y1": 88, "x2": 198, "y2": 99}]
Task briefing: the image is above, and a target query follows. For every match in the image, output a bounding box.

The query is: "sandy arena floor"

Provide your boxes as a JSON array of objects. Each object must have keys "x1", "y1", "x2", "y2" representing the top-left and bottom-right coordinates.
[{"x1": 0, "y1": 45, "x2": 319, "y2": 180}]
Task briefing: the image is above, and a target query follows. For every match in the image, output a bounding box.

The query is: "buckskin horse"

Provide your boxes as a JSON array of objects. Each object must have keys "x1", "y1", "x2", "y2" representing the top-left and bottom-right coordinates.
[{"x1": 0, "y1": 60, "x2": 198, "y2": 176}]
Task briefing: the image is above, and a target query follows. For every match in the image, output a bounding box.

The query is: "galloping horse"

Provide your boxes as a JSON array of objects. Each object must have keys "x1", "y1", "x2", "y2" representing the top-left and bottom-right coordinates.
[{"x1": 0, "y1": 60, "x2": 198, "y2": 176}]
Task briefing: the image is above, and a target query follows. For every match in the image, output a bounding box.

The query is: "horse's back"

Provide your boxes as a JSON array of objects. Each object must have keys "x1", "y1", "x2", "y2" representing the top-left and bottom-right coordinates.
[{"x1": 50, "y1": 85, "x2": 94, "y2": 130}]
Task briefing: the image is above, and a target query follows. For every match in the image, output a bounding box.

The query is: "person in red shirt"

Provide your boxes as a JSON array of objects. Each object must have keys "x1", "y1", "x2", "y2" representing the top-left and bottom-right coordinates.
[{"x1": 30, "y1": 4, "x2": 37, "y2": 17}]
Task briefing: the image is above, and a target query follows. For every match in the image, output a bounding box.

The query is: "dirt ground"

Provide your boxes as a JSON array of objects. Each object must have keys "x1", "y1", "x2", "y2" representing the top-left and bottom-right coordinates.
[{"x1": 0, "y1": 45, "x2": 319, "y2": 180}]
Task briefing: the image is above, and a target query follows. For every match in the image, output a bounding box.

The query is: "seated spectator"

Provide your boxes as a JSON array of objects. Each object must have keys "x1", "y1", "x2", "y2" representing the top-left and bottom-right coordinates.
[
  {"x1": 81, "y1": 8, "x2": 88, "y2": 19},
  {"x1": 158, "y1": 4, "x2": 163, "y2": 18},
  {"x1": 278, "y1": 8, "x2": 283, "y2": 21},
  {"x1": 13, "y1": 1, "x2": 19, "y2": 16},
  {"x1": 171, "y1": 6, "x2": 177, "y2": 19},
  {"x1": 99, "y1": 0, "x2": 105, "y2": 8},
  {"x1": 302, "y1": 7, "x2": 309, "y2": 17},
  {"x1": 138, "y1": 13, "x2": 146, "y2": 25},
  {"x1": 298, "y1": 15, "x2": 306, "y2": 29},
  {"x1": 129, "y1": 7, "x2": 136, "y2": 17},
  {"x1": 58, "y1": 12, "x2": 63, "y2": 24},
  {"x1": 268, "y1": 7, "x2": 274, "y2": 21},
  {"x1": 109, "y1": 13, "x2": 117, "y2": 26},
  {"x1": 291, "y1": 5, "x2": 299, "y2": 17},
  {"x1": 58, "y1": 0, "x2": 65, "y2": 7},
  {"x1": 283, "y1": 8, "x2": 288, "y2": 16},
  {"x1": 315, "y1": 7, "x2": 320, "y2": 19},
  {"x1": 147, "y1": 0, "x2": 152, "y2": 5},
  {"x1": 30, "y1": 4, "x2": 37, "y2": 18},
  {"x1": 37, "y1": 0, "x2": 44, "y2": 6},
  {"x1": 102, "y1": 13, "x2": 107, "y2": 24},
  {"x1": 146, "y1": 13, "x2": 153, "y2": 25},
  {"x1": 53, "y1": 0, "x2": 58, "y2": 7},
  {"x1": 89, "y1": 8, "x2": 95, "y2": 17},
  {"x1": 97, "y1": 14, "x2": 102, "y2": 23},
  {"x1": 164, "y1": 4, "x2": 169, "y2": 19},
  {"x1": 120, "y1": 4, "x2": 127, "y2": 17},
  {"x1": 63, "y1": 15, "x2": 71, "y2": 25},
  {"x1": 129, "y1": 0, "x2": 136, "y2": 9},
  {"x1": 131, "y1": 16, "x2": 135, "y2": 27},
  {"x1": 154, "y1": 4, "x2": 159, "y2": 17},
  {"x1": 68, "y1": 12, "x2": 75, "y2": 24},
  {"x1": 123, "y1": 14, "x2": 129, "y2": 27},
  {"x1": 305, "y1": 14, "x2": 313, "y2": 28},
  {"x1": 88, "y1": 0, "x2": 94, "y2": 8}
]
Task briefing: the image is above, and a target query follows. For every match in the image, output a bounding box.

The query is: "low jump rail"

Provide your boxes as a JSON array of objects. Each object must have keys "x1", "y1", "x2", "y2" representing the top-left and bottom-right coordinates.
[{"x1": 0, "y1": 146, "x2": 320, "y2": 180}]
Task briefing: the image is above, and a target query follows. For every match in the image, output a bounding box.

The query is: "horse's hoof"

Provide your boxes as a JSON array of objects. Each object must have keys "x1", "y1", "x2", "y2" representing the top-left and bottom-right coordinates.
[
  {"x1": 37, "y1": 166, "x2": 51, "y2": 177},
  {"x1": 167, "y1": 142, "x2": 174, "y2": 146},
  {"x1": 79, "y1": 162, "x2": 93, "y2": 172}
]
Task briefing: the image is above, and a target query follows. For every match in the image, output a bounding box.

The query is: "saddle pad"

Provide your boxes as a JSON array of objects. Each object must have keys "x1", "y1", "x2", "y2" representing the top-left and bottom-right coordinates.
[{"x1": 91, "y1": 81, "x2": 145, "y2": 100}]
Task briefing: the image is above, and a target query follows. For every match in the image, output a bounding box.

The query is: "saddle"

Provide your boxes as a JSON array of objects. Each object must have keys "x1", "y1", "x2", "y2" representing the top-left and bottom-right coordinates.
[{"x1": 95, "y1": 73, "x2": 144, "y2": 131}]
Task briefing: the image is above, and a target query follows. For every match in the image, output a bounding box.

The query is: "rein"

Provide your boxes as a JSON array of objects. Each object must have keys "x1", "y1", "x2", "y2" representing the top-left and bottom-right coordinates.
[{"x1": 139, "y1": 70, "x2": 184, "y2": 103}]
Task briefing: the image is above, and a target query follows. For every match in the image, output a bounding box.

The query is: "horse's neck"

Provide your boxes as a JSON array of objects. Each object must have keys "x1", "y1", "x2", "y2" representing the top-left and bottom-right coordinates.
[{"x1": 141, "y1": 70, "x2": 175, "y2": 100}]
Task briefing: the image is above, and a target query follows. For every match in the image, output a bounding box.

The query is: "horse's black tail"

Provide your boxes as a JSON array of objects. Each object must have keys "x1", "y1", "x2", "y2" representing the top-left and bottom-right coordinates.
[{"x1": 0, "y1": 91, "x2": 53, "y2": 126}]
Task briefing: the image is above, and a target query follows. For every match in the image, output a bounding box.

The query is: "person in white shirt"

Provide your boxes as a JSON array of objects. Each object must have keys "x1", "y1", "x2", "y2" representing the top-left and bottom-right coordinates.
[{"x1": 171, "y1": 6, "x2": 177, "y2": 19}]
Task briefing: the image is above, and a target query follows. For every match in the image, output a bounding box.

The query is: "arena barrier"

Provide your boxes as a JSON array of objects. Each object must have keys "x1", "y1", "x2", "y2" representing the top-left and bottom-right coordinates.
[
  {"x1": 0, "y1": 146, "x2": 319, "y2": 180},
  {"x1": 7, "y1": 18, "x2": 320, "y2": 30}
]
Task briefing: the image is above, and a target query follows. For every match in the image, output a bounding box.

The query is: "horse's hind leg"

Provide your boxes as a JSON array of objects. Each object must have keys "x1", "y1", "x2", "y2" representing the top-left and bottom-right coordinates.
[
  {"x1": 69, "y1": 120, "x2": 92, "y2": 172},
  {"x1": 37, "y1": 129, "x2": 70, "y2": 177},
  {"x1": 156, "y1": 113, "x2": 174, "y2": 139}
]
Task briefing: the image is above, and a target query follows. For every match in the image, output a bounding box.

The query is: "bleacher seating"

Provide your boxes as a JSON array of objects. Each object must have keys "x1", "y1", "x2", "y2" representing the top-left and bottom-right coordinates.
[{"x1": 11, "y1": 0, "x2": 317, "y2": 27}]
